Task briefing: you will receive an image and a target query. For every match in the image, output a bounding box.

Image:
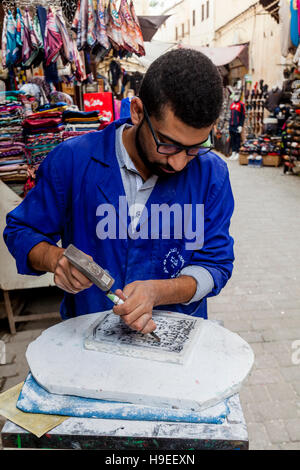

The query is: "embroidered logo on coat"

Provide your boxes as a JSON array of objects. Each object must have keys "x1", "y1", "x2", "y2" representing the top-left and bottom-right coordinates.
[{"x1": 163, "y1": 248, "x2": 185, "y2": 278}]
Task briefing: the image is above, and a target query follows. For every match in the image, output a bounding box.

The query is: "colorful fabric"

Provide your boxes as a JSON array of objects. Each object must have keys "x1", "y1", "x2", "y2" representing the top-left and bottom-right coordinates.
[
  {"x1": 16, "y1": 8, "x2": 24, "y2": 48},
  {"x1": 107, "y1": 0, "x2": 124, "y2": 50},
  {"x1": 44, "y1": 8, "x2": 63, "y2": 66},
  {"x1": 54, "y1": 8, "x2": 73, "y2": 63},
  {"x1": 119, "y1": 0, "x2": 139, "y2": 54},
  {"x1": 290, "y1": 0, "x2": 299, "y2": 47},
  {"x1": 96, "y1": 0, "x2": 110, "y2": 49},
  {"x1": 2, "y1": 14, "x2": 8, "y2": 69},
  {"x1": 130, "y1": 0, "x2": 145, "y2": 56},
  {"x1": 6, "y1": 10, "x2": 18, "y2": 67},
  {"x1": 22, "y1": 9, "x2": 33, "y2": 65}
]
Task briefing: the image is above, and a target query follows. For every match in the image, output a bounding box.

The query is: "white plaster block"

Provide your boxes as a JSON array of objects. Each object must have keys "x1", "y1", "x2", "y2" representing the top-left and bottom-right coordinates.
[{"x1": 26, "y1": 311, "x2": 254, "y2": 411}]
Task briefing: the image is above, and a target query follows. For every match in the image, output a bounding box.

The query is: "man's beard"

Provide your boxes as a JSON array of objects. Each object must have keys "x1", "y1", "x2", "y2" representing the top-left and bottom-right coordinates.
[{"x1": 135, "y1": 121, "x2": 177, "y2": 178}]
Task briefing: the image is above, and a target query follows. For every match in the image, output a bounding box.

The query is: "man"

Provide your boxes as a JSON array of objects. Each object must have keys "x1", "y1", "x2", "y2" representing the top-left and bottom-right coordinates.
[{"x1": 3, "y1": 49, "x2": 234, "y2": 335}]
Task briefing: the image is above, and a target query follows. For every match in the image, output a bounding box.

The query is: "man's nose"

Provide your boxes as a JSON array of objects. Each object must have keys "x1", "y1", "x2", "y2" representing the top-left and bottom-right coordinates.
[{"x1": 167, "y1": 152, "x2": 189, "y2": 172}]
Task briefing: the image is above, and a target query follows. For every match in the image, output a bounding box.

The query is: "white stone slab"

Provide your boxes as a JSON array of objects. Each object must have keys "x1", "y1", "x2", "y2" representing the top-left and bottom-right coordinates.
[
  {"x1": 26, "y1": 311, "x2": 255, "y2": 411},
  {"x1": 84, "y1": 311, "x2": 202, "y2": 364}
]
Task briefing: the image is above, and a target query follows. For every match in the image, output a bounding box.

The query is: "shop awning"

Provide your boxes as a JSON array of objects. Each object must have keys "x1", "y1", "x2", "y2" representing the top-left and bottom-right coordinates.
[
  {"x1": 259, "y1": 0, "x2": 279, "y2": 23},
  {"x1": 135, "y1": 40, "x2": 176, "y2": 69},
  {"x1": 180, "y1": 44, "x2": 249, "y2": 68},
  {"x1": 138, "y1": 15, "x2": 171, "y2": 42}
]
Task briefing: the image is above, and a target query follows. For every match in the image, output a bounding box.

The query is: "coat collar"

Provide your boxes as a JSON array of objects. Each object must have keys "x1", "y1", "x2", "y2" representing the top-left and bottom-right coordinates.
[
  {"x1": 91, "y1": 117, "x2": 132, "y2": 166},
  {"x1": 93, "y1": 117, "x2": 179, "y2": 223}
]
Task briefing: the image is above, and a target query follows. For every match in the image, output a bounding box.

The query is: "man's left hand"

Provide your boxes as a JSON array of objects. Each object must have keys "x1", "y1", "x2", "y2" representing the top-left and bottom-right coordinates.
[{"x1": 113, "y1": 281, "x2": 158, "y2": 334}]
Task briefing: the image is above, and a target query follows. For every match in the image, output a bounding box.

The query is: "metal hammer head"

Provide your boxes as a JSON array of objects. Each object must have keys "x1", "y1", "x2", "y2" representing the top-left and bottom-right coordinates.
[{"x1": 64, "y1": 244, "x2": 115, "y2": 292}]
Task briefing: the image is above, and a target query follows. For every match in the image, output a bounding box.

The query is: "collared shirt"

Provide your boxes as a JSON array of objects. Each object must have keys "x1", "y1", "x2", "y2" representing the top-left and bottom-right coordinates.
[{"x1": 115, "y1": 123, "x2": 214, "y2": 304}]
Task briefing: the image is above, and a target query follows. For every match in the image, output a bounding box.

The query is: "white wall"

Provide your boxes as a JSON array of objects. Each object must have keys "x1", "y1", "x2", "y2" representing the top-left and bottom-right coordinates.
[
  {"x1": 214, "y1": 0, "x2": 258, "y2": 31},
  {"x1": 134, "y1": 0, "x2": 151, "y2": 15},
  {"x1": 154, "y1": 0, "x2": 215, "y2": 46}
]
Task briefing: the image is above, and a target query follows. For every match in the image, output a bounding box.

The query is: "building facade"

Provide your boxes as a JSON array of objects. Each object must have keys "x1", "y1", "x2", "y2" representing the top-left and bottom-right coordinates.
[
  {"x1": 154, "y1": 0, "x2": 215, "y2": 46},
  {"x1": 153, "y1": 0, "x2": 289, "y2": 88},
  {"x1": 134, "y1": 0, "x2": 151, "y2": 15}
]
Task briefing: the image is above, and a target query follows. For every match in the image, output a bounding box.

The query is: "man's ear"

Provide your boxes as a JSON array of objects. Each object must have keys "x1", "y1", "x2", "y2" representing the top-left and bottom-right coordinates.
[{"x1": 130, "y1": 97, "x2": 144, "y2": 126}]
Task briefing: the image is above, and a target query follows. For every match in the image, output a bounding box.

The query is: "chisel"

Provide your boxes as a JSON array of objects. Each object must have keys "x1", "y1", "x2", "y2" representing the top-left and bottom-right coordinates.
[{"x1": 64, "y1": 244, "x2": 160, "y2": 343}]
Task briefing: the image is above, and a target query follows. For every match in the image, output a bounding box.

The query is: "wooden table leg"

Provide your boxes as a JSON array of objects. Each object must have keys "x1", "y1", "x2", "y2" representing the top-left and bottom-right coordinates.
[{"x1": 3, "y1": 290, "x2": 16, "y2": 335}]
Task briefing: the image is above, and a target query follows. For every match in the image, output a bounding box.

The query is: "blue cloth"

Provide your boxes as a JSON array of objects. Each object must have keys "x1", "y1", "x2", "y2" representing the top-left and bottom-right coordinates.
[
  {"x1": 17, "y1": 373, "x2": 229, "y2": 424},
  {"x1": 290, "y1": 0, "x2": 299, "y2": 48},
  {"x1": 120, "y1": 97, "x2": 132, "y2": 119},
  {"x1": 3, "y1": 118, "x2": 235, "y2": 320}
]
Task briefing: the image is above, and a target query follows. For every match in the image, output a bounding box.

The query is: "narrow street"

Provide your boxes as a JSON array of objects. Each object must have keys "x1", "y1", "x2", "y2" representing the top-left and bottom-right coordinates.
[{"x1": 209, "y1": 156, "x2": 300, "y2": 449}]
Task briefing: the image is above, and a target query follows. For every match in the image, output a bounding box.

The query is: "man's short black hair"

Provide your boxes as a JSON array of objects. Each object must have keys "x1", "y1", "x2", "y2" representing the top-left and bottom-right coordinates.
[{"x1": 139, "y1": 48, "x2": 223, "y2": 129}]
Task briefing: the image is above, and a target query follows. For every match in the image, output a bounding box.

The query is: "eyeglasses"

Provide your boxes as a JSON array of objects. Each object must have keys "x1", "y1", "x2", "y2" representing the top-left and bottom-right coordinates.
[{"x1": 143, "y1": 106, "x2": 213, "y2": 157}]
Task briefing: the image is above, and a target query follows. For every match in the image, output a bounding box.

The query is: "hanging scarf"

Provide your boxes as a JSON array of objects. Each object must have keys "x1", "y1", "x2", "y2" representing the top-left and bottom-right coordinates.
[
  {"x1": 106, "y1": 0, "x2": 124, "y2": 50},
  {"x1": 6, "y1": 10, "x2": 18, "y2": 67},
  {"x1": 1, "y1": 14, "x2": 8, "y2": 69},
  {"x1": 130, "y1": 0, "x2": 145, "y2": 57},
  {"x1": 33, "y1": 13, "x2": 44, "y2": 51},
  {"x1": 54, "y1": 8, "x2": 74, "y2": 64},
  {"x1": 61, "y1": 0, "x2": 78, "y2": 25},
  {"x1": 22, "y1": 9, "x2": 33, "y2": 66},
  {"x1": 25, "y1": 8, "x2": 41, "y2": 67},
  {"x1": 77, "y1": 0, "x2": 88, "y2": 50},
  {"x1": 87, "y1": 0, "x2": 97, "y2": 47},
  {"x1": 96, "y1": 0, "x2": 110, "y2": 50},
  {"x1": 119, "y1": 0, "x2": 141, "y2": 54},
  {"x1": 16, "y1": 8, "x2": 24, "y2": 48},
  {"x1": 44, "y1": 7, "x2": 63, "y2": 66}
]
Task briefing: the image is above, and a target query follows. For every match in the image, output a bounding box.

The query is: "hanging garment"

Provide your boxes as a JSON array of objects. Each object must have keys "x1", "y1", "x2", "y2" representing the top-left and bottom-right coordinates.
[
  {"x1": 290, "y1": 0, "x2": 299, "y2": 47},
  {"x1": 119, "y1": 0, "x2": 138, "y2": 54},
  {"x1": 44, "y1": 7, "x2": 63, "y2": 66},
  {"x1": 26, "y1": 9, "x2": 43, "y2": 68},
  {"x1": 33, "y1": 13, "x2": 44, "y2": 52},
  {"x1": 71, "y1": 39, "x2": 86, "y2": 82},
  {"x1": 6, "y1": 10, "x2": 18, "y2": 67},
  {"x1": 22, "y1": 9, "x2": 35, "y2": 67},
  {"x1": 37, "y1": 5, "x2": 60, "y2": 85},
  {"x1": 279, "y1": 0, "x2": 293, "y2": 57},
  {"x1": 229, "y1": 101, "x2": 245, "y2": 130},
  {"x1": 77, "y1": 0, "x2": 88, "y2": 50},
  {"x1": 16, "y1": 8, "x2": 24, "y2": 49},
  {"x1": 54, "y1": 8, "x2": 74, "y2": 64},
  {"x1": 106, "y1": 0, "x2": 124, "y2": 50},
  {"x1": 1, "y1": 13, "x2": 8, "y2": 69},
  {"x1": 71, "y1": 0, "x2": 82, "y2": 46},
  {"x1": 130, "y1": 0, "x2": 145, "y2": 56},
  {"x1": 87, "y1": 0, "x2": 98, "y2": 48},
  {"x1": 61, "y1": 0, "x2": 78, "y2": 25},
  {"x1": 96, "y1": 0, "x2": 110, "y2": 50},
  {"x1": 298, "y1": 0, "x2": 300, "y2": 36}
]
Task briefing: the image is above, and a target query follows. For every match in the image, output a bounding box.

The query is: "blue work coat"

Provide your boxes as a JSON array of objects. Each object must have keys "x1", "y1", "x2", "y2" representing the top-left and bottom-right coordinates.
[{"x1": 3, "y1": 118, "x2": 235, "y2": 320}]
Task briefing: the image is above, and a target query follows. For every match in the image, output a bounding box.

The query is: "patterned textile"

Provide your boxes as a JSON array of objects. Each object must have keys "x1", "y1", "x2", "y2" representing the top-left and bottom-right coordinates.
[
  {"x1": 61, "y1": 0, "x2": 78, "y2": 25},
  {"x1": 44, "y1": 7, "x2": 63, "y2": 66}
]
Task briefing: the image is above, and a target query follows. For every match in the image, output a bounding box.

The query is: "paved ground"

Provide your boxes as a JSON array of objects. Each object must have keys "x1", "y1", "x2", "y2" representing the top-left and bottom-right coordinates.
[{"x1": 0, "y1": 156, "x2": 300, "y2": 450}]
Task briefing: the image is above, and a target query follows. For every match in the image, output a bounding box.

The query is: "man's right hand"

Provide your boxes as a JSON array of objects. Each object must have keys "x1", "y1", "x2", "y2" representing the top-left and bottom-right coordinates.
[{"x1": 28, "y1": 242, "x2": 93, "y2": 294}]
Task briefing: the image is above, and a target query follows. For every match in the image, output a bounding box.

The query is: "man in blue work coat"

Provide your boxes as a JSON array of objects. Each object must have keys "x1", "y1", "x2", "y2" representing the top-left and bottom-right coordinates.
[{"x1": 3, "y1": 49, "x2": 234, "y2": 335}]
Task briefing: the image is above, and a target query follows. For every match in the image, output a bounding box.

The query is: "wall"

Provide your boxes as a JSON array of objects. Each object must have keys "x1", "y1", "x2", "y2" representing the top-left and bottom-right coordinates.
[
  {"x1": 134, "y1": 0, "x2": 151, "y2": 15},
  {"x1": 214, "y1": 2, "x2": 286, "y2": 87},
  {"x1": 154, "y1": 0, "x2": 215, "y2": 46}
]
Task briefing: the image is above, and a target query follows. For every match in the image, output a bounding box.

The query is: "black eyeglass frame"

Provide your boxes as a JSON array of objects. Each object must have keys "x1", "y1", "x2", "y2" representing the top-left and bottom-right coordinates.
[{"x1": 143, "y1": 105, "x2": 213, "y2": 157}]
